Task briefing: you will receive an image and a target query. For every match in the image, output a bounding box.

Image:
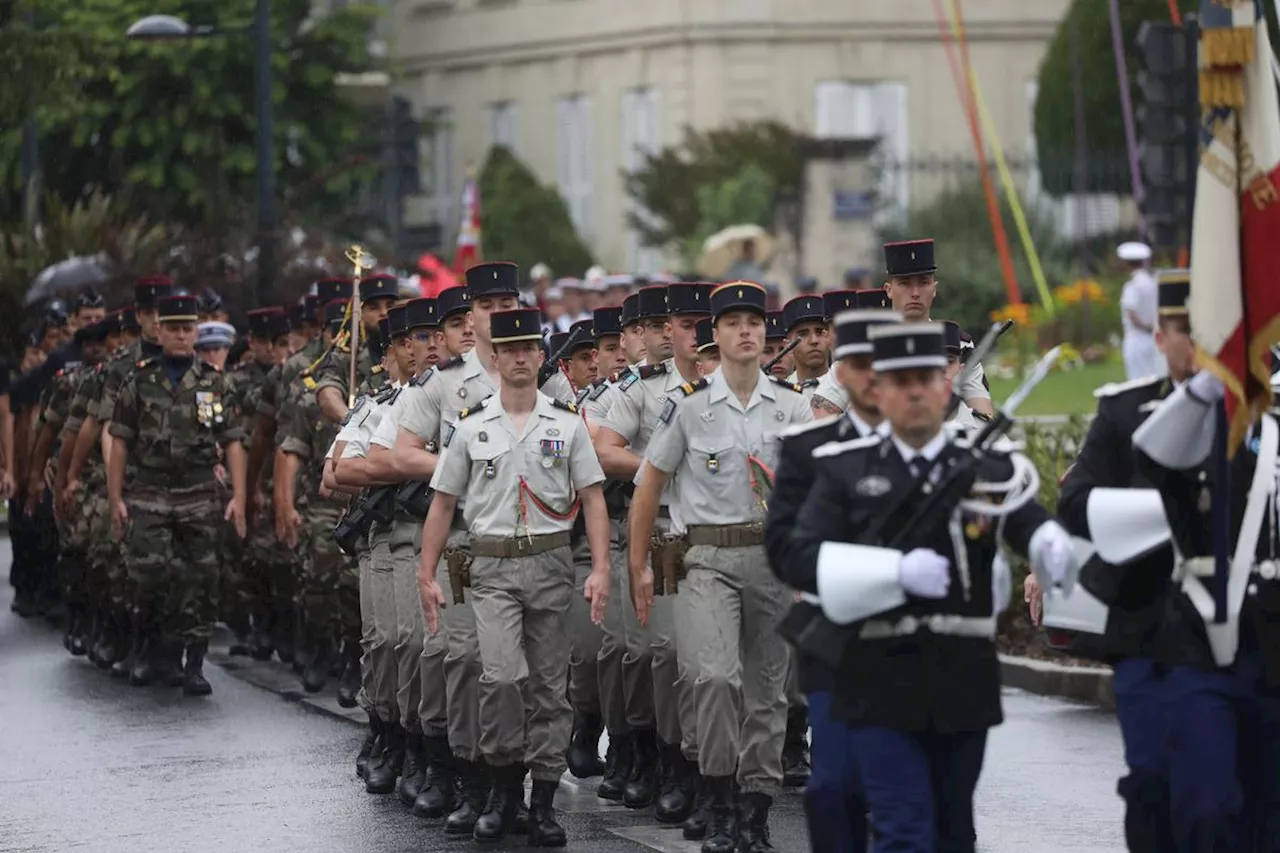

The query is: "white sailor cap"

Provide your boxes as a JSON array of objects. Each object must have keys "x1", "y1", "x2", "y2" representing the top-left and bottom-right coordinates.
[
  {"x1": 544, "y1": 286, "x2": 564, "y2": 301},
  {"x1": 584, "y1": 264, "x2": 607, "y2": 283},
  {"x1": 1117, "y1": 241, "x2": 1152, "y2": 262},
  {"x1": 530, "y1": 262, "x2": 552, "y2": 281},
  {"x1": 603, "y1": 273, "x2": 635, "y2": 288},
  {"x1": 196, "y1": 321, "x2": 236, "y2": 350},
  {"x1": 556, "y1": 277, "x2": 583, "y2": 291}
]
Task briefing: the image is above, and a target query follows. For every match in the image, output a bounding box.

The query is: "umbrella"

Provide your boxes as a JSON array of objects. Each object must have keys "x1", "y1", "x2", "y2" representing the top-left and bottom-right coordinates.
[
  {"x1": 696, "y1": 224, "x2": 777, "y2": 281},
  {"x1": 27, "y1": 255, "x2": 113, "y2": 306}
]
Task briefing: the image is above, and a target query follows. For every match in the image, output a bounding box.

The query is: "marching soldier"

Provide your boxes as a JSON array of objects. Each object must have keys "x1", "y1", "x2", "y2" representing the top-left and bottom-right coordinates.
[
  {"x1": 810, "y1": 290, "x2": 892, "y2": 419},
  {"x1": 942, "y1": 321, "x2": 982, "y2": 430},
  {"x1": 541, "y1": 323, "x2": 598, "y2": 405},
  {"x1": 618, "y1": 292, "x2": 651, "y2": 367},
  {"x1": 598, "y1": 282, "x2": 712, "y2": 823},
  {"x1": 418, "y1": 306, "x2": 611, "y2": 846},
  {"x1": 108, "y1": 294, "x2": 247, "y2": 695},
  {"x1": 1051, "y1": 271, "x2": 1192, "y2": 852},
  {"x1": 789, "y1": 321, "x2": 1073, "y2": 853},
  {"x1": 591, "y1": 305, "x2": 630, "y2": 382},
  {"x1": 761, "y1": 312, "x2": 792, "y2": 379},
  {"x1": 781, "y1": 294, "x2": 829, "y2": 396},
  {"x1": 630, "y1": 281, "x2": 812, "y2": 853},
  {"x1": 764, "y1": 307, "x2": 900, "y2": 852},
  {"x1": 695, "y1": 318, "x2": 719, "y2": 376},
  {"x1": 390, "y1": 266, "x2": 518, "y2": 834},
  {"x1": 314, "y1": 273, "x2": 399, "y2": 423}
]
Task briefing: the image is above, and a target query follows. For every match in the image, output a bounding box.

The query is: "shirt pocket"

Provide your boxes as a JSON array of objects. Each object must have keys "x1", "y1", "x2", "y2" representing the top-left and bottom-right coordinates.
[
  {"x1": 687, "y1": 433, "x2": 738, "y2": 507},
  {"x1": 468, "y1": 432, "x2": 512, "y2": 488},
  {"x1": 521, "y1": 435, "x2": 575, "y2": 512},
  {"x1": 753, "y1": 430, "x2": 782, "y2": 470}
]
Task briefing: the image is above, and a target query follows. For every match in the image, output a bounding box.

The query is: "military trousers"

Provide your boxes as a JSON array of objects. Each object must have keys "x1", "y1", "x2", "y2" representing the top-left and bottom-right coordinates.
[
  {"x1": 124, "y1": 484, "x2": 222, "y2": 644},
  {"x1": 568, "y1": 534, "x2": 603, "y2": 716},
  {"x1": 471, "y1": 545, "x2": 576, "y2": 782},
  {"x1": 678, "y1": 543, "x2": 790, "y2": 796},
  {"x1": 1112, "y1": 657, "x2": 1173, "y2": 852},
  {"x1": 367, "y1": 524, "x2": 400, "y2": 724},
  {"x1": 439, "y1": 527, "x2": 481, "y2": 761},
  {"x1": 597, "y1": 518, "x2": 640, "y2": 736},
  {"x1": 613, "y1": 523, "x2": 657, "y2": 733},
  {"x1": 648, "y1": 515, "x2": 686, "y2": 751},
  {"x1": 390, "y1": 516, "x2": 425, "y2": 730},
  {"x1": 356, "y1": 542, "x2": 377, "y2": 716},
  {"x1": 300, "y1": 501, "x2": 360, "y2": 647}
]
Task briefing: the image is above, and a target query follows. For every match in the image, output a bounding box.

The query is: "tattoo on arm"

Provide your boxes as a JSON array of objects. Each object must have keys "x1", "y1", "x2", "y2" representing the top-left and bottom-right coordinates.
[{"x1": 811, "y1": 396, "x2": 843, "y2": 417}]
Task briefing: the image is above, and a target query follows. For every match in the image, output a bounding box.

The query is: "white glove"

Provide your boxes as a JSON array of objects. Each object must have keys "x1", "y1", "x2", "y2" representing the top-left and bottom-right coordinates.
[
  {"x1": 1029, "y1": 521, "x2": 1076, "y2": 592},
  {"x1": 1187, "y1": 370, "x2": 1225, "y2": 405},
  {"x1": 991, "y1": 551, "x2": 1012, "y2": 615},
  {"x1": 899, "y1": 549, "x2": 951, "y2": 599}
]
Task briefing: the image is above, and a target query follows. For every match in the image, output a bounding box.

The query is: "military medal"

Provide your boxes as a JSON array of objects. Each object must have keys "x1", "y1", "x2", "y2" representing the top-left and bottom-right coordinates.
[
  {"x1": 484, "y1": 461, "x2": 496, "y2": 479},
  {"x1": 540, "y1": 439, "x2": 564, "y2": 467},
  {"x1": 707, "y1": 454, "x2": 719, "y2": 474}
]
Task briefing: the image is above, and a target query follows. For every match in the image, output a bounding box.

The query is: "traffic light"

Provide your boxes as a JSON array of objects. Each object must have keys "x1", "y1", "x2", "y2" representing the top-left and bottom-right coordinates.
[
  {"x1": 388, "y1": 94, "x2": 421, "y2": 198},
  {"x1": 1135, "y1": 18, "x2": 1199, "y2": 249}
]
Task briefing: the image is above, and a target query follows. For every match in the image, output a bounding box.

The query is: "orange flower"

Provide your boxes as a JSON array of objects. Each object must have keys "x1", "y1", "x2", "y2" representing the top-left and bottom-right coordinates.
[{"x1": 990, "y1": 303, "x2": 1030, "y2": 326}]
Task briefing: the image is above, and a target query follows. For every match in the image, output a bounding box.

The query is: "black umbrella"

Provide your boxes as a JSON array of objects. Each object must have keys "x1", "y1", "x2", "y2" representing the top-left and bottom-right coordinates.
[{"x1": 26, "y1": 255, "x2": 113, "y2": 306}]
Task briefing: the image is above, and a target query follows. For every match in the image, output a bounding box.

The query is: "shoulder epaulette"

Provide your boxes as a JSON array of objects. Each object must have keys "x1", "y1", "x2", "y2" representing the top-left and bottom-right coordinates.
[
  {"x1": 616, "y1": 368, "x2": 641, "y2": 393},
  {"x1": 800, "y1": 378, "x2": 819, "y2": 388},
  {"x1": 812, "y1": 434, "x2": 882, "y2": 458},
  {"x1": 371, "y1": 364, "x2": 385, "y2": 374},
  {"x1": 374, "y1": 384, "x2": 399, "y2": 404},
  {"x1": 780, "y1": 417, "x2": 842, "y2": 439},
  {"x1": 768, "y1": 375, "x2": 805, "y2": 394},
  {"x1": 136, "y1": 357, "x2": 158, "y2": 370},
  {"x1": 678, "y1": 379, "x2": 709, "y2": 397},
  {"x1": 411, "y1": 367, "x2": 435, "y2": 387},
  {"x1": 1093, "y1": 374, "x2": 1162, "y2": 399},
  {"x1": 638, "y1": 363, "x2": 668, "y2": 380},
  {"x1": 458, "y1": 398, "x2": 488, "y2": 420},
  {"x1": 437, "y1": 355, "x2": 465, "y2": 372},
  {"x1": 551, "y1": 399, "x2": 579, "y2": 415}
]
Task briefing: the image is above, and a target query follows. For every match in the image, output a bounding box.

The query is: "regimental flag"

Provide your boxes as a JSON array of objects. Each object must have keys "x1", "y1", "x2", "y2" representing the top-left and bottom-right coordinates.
[
  {"x1": 1189, "y1": 0, "x2": 1280, "y2": 453},
  {"x1": 452, "y1": 171, "x2": 482, "y2": 277}
]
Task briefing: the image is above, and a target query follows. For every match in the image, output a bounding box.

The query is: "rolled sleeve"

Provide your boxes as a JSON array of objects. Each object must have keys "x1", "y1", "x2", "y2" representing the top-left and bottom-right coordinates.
[
  {"x1": 280, "y1": 436, "x2": 311, "y2": 459},
  {"x1": 643, "y1": 410, "x2": 687, "y2": 475},
  {"x1": 430, "y1": 442, "x2": 468, "y2": 497},
  {"x1": 397, "y1": 383, "x2": 441, "y2": 444},
  {"x1": 599, "y1": 386, "x2": 642, "y2": 441},
  {"x1": 568, "y1": 420, "x2": 606, "y2": 490},
  {"x1": 313, "y1": 356, "x2": 350, "y2": 397},
  {"x1": 108, "y1": 382, "x2": 139, "y2": 442}
]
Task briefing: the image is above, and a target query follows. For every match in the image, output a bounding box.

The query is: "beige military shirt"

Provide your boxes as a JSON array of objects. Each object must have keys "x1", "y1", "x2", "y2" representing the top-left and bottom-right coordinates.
[
  {"x1": 644, "y1": 368, "x2": 813, "y2": 526},
  {"x1": 785, "y1": 370, "x2": 822, "y2": 401},
  {"x1": 810, "y1": 366, "x2": 849, "y2": 414},
  {"x1": 431, "y1": 393, "x2": 605, "y2": 538},
  {"x1": 395, "y1": 349, "x2": 497, "y2": 447},
  {"x1": 540, "y1": 371, "x2": 578, "y2": 406}
]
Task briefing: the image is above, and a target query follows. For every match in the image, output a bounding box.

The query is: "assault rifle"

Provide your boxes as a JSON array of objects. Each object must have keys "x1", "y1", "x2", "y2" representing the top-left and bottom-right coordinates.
[
  {"x1": 537, "y1": 326, "x2": 592, "y2": 389},
  {"x1": 761, "y1": 337, "x2": 801, "y2": 376}
]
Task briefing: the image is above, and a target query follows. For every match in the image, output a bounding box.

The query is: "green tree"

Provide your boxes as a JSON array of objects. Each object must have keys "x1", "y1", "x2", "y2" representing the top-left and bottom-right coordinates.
[
  {"x1": 1033, "y1": 0, "x2": 1198, "y2": 194},
  {"x1": 0, "y1": 0, "x2": 383, "y2": 227},
  {"x1": 684, "y1": 164, "x2": 777, "y2": 265},
  {"x1": 479, "y1": 146, "x2": 594, "y2": 278},
  {"x1": 624, "y1": 120, "x2": 803, "y2": 265},
  {"x1": 880, "y1": 183, "x2": 1076, "y2": 334}
]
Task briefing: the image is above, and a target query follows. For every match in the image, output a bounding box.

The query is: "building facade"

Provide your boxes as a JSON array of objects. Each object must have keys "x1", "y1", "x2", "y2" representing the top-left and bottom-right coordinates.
[{"x1": 390, "y1": 0, "x2": 1069, "y2": 277}]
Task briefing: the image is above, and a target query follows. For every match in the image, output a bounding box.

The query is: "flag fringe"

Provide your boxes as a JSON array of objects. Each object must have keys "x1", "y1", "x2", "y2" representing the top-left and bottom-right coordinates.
[
  {"x1": 1202, "y1": 26, "x2": 1256, "y2": 68},
  {"x1": 1199, "y1": 69, "x2": 1246, "y2": 108}
]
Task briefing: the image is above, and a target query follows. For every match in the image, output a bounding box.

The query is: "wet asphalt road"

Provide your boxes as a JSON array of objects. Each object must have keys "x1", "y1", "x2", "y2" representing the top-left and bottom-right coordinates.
[{"x1": 1, "y1": 558, "x2": 1127, "y2": 852}]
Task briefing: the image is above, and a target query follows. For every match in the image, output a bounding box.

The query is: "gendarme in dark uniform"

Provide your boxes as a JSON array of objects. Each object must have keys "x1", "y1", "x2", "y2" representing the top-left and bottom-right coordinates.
[
  {"x1": 1057, "y1": 272, "x2": 1188, "y2": 852},
  {"x1": 765, "y1": 307, "x2": 900, "y2": 853},
  {"x1": 790, "y1": 321, "x2": 1072, "y2": 853}
]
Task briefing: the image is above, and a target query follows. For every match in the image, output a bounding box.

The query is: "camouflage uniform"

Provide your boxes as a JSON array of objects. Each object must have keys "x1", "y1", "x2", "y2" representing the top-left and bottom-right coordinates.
[
  {"x1": 278, "y1": 356, "x2": 360, "y2": 669},
  {"x1": 40, "y1": 361, "x2": 96, "y2": 623},
  {"x1": 109, "y1": 356, "x2": 244, "y2": 655}
]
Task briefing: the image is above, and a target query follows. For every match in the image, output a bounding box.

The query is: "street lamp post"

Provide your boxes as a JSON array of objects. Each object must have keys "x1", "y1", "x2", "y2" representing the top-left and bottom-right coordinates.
[{"x1": 126, "y1": 4, "x2": 275, "y2": 308}]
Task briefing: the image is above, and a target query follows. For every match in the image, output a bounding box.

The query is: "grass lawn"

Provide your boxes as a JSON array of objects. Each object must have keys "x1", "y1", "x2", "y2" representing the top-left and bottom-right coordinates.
[{"x1": 986, "y1": 358, "x2": 1127, "y2": 417}]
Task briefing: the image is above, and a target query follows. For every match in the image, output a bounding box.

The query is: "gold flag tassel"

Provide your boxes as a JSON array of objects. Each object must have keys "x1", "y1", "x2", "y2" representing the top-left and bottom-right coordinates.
[{"x1": 1199, "y1": 18, "x2": 1255, "y2": 110}]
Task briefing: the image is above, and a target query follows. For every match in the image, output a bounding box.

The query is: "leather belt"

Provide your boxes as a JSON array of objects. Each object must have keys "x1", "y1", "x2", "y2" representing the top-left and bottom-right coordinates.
[
  {"x1": 686, "y1": 522, "x2": 764, "y2": 548},
  {"x1": 470, "y1": 531, "x2": 572, "y2": 558},
  {"x1": 859, "y1": 614, "x2": 996, "y2": 640},
  {"x1": 133, "y1": 468, "x2": 216, "y2": 488}
]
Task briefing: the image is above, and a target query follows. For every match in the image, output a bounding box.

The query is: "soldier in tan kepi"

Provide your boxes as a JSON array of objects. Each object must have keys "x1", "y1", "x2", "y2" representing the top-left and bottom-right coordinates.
[
  {"x1": 630, "y1": 280, "x2": 813, "y2": 853},
  {"x1": 418, "y1": 307, "x2": 612, "y2": 847}
]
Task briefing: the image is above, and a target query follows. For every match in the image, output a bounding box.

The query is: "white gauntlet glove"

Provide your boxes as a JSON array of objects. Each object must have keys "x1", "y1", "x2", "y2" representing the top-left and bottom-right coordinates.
[
  {"x1": 1187, "y1": 370, "x2": 1225, "y2": 405},
  {"x1": 899, "y1": 549, "x2": 951, "y2": 599},
  {"x1": 1029, "y1": 520, "x2": 1077, "y2": 596}
]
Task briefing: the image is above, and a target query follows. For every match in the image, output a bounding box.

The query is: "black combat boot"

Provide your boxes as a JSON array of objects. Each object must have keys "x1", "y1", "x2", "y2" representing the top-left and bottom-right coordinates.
[
  {"x1": 157, "y1": 638, "x2": 185, "y2": 687},
  {"x1": 413, "y1": 736, "x2": 456, "y2": 818},
  {"x1": 248, "y1": 612, "x2": 275, "y2": 661},
  {"x1": 273, "y1": 607, "x2": 296, "y2": 664},
  {"x1": 596, "y1": 732, "x2": 633, "y2": 800},
  {"x1": 128, "y1": 627, "x2": 158, "y2": 687},
  {"x1": 683, "y1": 775, "x2": 711, "y2": 840},
  {"x1": 182, "y1": 641, "x2": 213, "y2": 696},
  {"x1": 366, "y1": 722, "x2": 404, "y2": 794},
  {"x1": 227, "y1": 610, "x2": 251, "y2": 656},
  {"x1": 96, "y1": 608, "x2": 126, "y2": 671},
  {"x1": 112, "y1": 627, "x2": 138, "y2": 679},
  {"x1": 397, "y1": 731, "x2": 427, "y2": 806},
  {"x1": 512, "y1": 762, "x2": 530, "y2": 834},
  {"x1": 655, "y1": 742, "x2": 696, "y2": 824},
  {"x1": 623, "y1": 728, "x2": 660, "y2": 808},
  {"x1": 473, "y1": 762, "x2": 523, "y2": 842},
  {"x1": 357, "y1": 714, "x2": 382, "y2": 780},
  {"x1": 336, "y1": 642, "x2": 360, "y2": 708},
  {"x1": 700, "y1": 776, "x2": 737, "y2": 853},
  {"x1": 781, "y1": 706, "x2": 811, "y2": 788},
  {"x1": 527, "y1": 779, "x2": 567, "y2": 847},
  {"x1": 301, "y1": 639, "x2": 330, "y2": 694},
  {"x1": 445, "y1": 759, "x2": 490, "y2": 834},
  {"x1": 67, "y1": 603, "x2": 88, "y2": 656},
  {"x1": 736, "y1": 792, "x2": 777, "y2": 852},
  {"x1": 567, "y1": 711, "x2": 606, "y2": 778}
]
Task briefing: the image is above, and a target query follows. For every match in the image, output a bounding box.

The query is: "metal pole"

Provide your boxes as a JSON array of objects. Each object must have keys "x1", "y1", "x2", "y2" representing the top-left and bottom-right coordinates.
[
  {"x1": 1106, "y1": 0, "x2": 1147, "y2": 242},
  {"x1": 21, "y1": 6, "x2": 39, "y2": 236},
  {"x1": 254, "y1": 0, "x2": 276, "y2": 307},
  {"x1": 1070, "y1": 6, "x2": 1092, "y2": 344}
]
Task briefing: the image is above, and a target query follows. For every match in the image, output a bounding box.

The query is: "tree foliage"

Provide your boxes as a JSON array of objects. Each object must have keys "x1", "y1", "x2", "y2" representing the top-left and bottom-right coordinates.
[
  {"x1": 880, "y1": 183, "x2": 1076, "y2": 334},
  {"x1": 624, "y1": 121, "x2": 804, "y2": 265},
  {"x1": 479, "y1": 146, "x2": 594, "y2": 279},
  {"x1": 684, "y1": 164, "x2": 777, "y2": 266},
  {"x1": 0, "y1": 0, "x2": 383, "y2": 228},
  {"x1": 1033, "y1": 0, "x2": 1197, "y2": 195}
]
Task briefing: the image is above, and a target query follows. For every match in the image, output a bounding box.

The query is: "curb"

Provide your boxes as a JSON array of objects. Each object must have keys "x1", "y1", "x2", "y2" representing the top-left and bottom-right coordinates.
[
  {"x1": 208, "y1": 646, "x2": 367, "y2": 726},
  {"x1": 1000, "y1": 653, "x2": 1114, "y2": 710}
]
